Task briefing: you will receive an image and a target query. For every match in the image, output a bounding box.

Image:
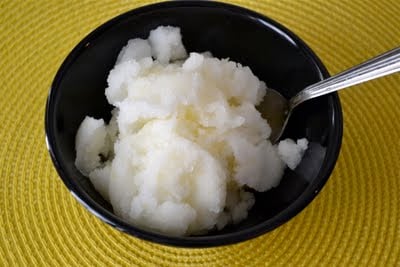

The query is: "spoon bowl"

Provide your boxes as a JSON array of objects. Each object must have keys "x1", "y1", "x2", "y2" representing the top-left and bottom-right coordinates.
[
  {"x1": 258, "y1": 89, "x2": 289, "y2": 142},
  {"x1": 263, "y1": 47, "x2": 400, "y2": 143}
]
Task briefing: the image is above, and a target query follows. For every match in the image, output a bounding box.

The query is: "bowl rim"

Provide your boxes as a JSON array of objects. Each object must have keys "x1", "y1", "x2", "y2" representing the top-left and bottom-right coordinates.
[{"x1": 45, "y1": 0, "x2": 343, "y2": 247}]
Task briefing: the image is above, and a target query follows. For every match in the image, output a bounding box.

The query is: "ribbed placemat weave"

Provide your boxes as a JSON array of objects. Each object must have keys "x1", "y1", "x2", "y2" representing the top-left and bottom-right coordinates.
[{"x1": 1, "y1": 0, "x2": 399, "y2": 266}]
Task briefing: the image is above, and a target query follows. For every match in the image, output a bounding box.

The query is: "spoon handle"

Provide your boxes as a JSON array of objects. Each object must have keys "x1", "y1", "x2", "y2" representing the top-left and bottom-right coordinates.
[{"x1": 290, "y1": 47, "x2": 400, "y2": 108}]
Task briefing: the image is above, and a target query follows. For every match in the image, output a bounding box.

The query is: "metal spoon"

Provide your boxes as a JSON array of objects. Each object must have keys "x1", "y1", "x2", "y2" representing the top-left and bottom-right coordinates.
[{"x1": 260, "y1": 47, "x2": 400, "y2": 143}]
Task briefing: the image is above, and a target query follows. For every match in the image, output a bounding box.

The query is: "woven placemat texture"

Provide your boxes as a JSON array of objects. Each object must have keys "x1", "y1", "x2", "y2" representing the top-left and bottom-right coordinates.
[{"x1": 1, "y1": 0, "x2": 400, "y2": 266}]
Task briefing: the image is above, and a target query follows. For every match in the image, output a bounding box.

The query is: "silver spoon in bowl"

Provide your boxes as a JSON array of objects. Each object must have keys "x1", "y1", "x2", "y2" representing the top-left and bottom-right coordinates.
[{"x1": 260, "y1": 47, "x2": 400, "y2": 143}]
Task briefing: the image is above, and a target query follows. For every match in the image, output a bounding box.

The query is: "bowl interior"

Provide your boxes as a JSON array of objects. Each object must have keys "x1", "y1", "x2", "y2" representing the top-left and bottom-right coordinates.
[{"x1": 46, "y1": 1, "x2": 342, "y2": 247}]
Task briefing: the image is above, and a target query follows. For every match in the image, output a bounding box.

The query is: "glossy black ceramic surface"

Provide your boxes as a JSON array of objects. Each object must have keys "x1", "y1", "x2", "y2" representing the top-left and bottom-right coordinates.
[{"x1": 45, "y1": 1, "x2": 343, "y2": 247}]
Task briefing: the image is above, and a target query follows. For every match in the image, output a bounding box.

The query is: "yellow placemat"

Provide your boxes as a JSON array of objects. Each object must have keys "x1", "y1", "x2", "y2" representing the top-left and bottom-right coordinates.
[{"x1": 1, "y1": 0, "x2": 399, "y2": 266}]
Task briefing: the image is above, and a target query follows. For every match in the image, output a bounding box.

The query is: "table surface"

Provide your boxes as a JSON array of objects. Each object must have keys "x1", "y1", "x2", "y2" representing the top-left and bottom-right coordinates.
[{"x1": 1, "y1": 0, "x2": 399, "y2": 266}]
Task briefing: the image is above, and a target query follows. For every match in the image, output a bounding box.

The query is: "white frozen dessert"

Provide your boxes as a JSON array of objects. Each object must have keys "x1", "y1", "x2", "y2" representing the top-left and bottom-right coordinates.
[{"x1": 75, "y1": 26, "x2": 308, "y2": 236}]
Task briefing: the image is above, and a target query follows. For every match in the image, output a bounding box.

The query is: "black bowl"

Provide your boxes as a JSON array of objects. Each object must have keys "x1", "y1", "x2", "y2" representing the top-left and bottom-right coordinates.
[{"x1": 45, "y1": 1, "x2": 342, "y2": 247}]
